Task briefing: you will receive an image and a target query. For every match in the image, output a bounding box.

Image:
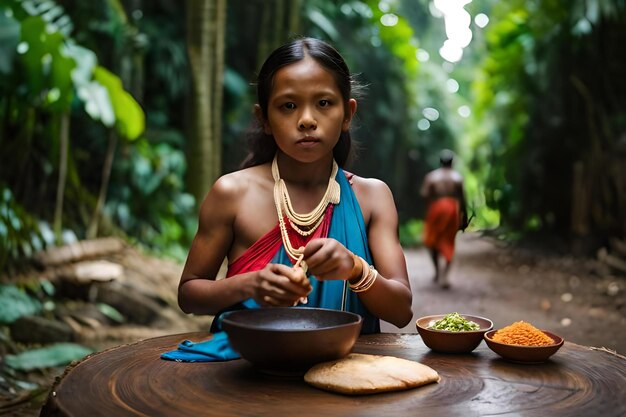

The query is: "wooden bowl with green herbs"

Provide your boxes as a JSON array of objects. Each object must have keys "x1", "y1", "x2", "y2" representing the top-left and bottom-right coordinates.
[{"x1": 416, "y1": 313, "x2": 493, "y2": 353}]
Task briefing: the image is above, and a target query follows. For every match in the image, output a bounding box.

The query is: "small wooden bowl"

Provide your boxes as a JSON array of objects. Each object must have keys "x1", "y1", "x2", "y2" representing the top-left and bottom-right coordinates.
[
  {"x1": 416, "y1": 314, "x2": 493, "y2": 353},
  {"x1": 484, "y1": 330, "x2": 564, "y2": 363}
]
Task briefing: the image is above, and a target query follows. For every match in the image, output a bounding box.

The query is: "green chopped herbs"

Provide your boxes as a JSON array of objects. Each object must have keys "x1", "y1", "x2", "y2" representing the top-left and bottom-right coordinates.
[{"x1": 428, "y1": 313, "x2": 480, "y2": 332}]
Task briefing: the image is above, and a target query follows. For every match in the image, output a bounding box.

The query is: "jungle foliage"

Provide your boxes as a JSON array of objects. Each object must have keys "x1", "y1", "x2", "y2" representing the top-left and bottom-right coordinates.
[
  {"x1": 1, "y1": 0, "x2": 625, "y2": 275},
  {"x1": 468, "y1": 0, "x2": 626, "y2": 245}
]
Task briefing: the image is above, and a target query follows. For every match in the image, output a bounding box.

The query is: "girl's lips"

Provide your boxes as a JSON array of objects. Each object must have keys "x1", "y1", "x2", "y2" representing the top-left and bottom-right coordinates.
[{"x1": 296, "y1": 137, "x2": 320, "y2": 147}]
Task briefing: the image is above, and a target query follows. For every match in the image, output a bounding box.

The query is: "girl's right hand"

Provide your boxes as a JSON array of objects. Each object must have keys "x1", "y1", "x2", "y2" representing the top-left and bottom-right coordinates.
[{"x1": 252, "y1": 263, "x2": 311, "y2": 307}]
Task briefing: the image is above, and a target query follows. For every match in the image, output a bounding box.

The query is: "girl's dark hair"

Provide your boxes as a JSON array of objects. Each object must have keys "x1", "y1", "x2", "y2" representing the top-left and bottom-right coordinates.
[{"x1": 241, "y1": 37, "x2": 360, "y2": 169}]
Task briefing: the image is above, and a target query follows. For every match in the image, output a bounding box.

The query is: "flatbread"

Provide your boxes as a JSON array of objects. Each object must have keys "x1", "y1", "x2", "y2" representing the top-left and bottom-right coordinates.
[{"x1": 304, "y1": 353, "x2": 440, "y2": 395}]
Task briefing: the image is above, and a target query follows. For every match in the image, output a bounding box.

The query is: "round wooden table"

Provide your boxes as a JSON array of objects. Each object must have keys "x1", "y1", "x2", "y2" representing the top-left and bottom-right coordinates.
[{"x1": 40, "y1": 332, "x2": 625, "y2": 417}]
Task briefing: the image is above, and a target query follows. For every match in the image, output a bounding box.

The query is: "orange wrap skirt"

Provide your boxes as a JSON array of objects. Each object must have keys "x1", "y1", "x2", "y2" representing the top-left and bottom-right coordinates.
[{"x1": 423, "y1": 197, "x2": 460, "y2": 262}]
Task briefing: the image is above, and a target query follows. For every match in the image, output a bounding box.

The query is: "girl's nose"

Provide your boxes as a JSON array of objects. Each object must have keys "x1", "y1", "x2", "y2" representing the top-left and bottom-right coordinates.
[{"x1": 298, "y1": 111, "x2": 317, "y2": 130}]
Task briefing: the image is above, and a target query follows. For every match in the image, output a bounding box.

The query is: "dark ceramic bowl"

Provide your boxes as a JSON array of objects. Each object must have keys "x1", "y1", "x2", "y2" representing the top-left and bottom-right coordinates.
[
  {"x1": 416, "y1": 314, "x2": 493, "y2": 353},
  {"x1": 484, "y1": 330, "x2": 564, "y2": 363},
  {"x1": 221, "y1": 307, "x2": 362, "y2": 375}
]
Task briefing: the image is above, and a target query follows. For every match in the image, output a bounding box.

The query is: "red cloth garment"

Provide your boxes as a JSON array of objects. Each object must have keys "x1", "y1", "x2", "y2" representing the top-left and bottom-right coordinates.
[
  {"x1": 203, "y1": 169, "x2": 379, "y2": 335},
  {"x1": 423, "y1": 197, "x2": 460, "y2": 262},
  {"x1": 226, "y1": 204, "x2": 334, "y2": 277}
]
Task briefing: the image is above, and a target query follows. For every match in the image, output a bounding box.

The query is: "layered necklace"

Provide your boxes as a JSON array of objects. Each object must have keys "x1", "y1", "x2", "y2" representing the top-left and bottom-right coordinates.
[{"x1": 272, "y1": 154, "x2": 340, "y2": 262}]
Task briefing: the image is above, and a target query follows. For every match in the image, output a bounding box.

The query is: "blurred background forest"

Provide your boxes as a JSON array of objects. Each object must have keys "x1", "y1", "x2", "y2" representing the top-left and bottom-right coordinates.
[
  {"x1": 1, "y1": 0, "x2": 625, "y2": 273},
  {"x1": 1, "y1": 0, "x2": 625, "y2": 413}
]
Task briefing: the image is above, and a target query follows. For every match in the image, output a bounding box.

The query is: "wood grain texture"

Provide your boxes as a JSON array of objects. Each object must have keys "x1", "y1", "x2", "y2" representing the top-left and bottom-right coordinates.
[{"x1": 40, "y1": 332, "x2": 626, "y2": 417}]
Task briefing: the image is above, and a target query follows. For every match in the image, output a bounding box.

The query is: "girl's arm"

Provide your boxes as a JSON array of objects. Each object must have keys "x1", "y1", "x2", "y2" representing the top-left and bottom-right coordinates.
[
  {"x1": 352, "y1": 177, "x2": 413, "y2": 328},
  {"x1": 303, "y1": 177, "x2": 413, "y2": 328},
  {"x1": 178, "y1": 174, "x2": 310, "y2": 315}
]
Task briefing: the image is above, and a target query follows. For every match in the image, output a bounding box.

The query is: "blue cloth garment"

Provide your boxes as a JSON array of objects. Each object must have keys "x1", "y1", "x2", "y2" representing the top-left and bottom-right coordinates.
[
  {"x1": 272, "y1": 170, "x2": 379, "y2": 333},
  {"x1": 161, "y1": 168, "x2": 378, "y2": 362},
  {"x1": 160, "y1": 330, "x2": 240, "y2": 362}
]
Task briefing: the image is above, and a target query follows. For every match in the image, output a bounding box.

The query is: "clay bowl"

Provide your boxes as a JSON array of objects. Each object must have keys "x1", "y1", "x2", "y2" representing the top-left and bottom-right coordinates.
[
  {"x1": 416, "y1": 314, "x2": 493, "y2": 353},
  {"x1": 484, "y1": 330, "x2": 564, "y2": 363},
  {"x1": 221, "y1": 307, "x2": 362, "y2": 376}
]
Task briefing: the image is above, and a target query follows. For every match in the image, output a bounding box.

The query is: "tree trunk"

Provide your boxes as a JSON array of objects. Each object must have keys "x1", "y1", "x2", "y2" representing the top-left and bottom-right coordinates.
[
  {"x1": 571, "y1": 161, "x2": 589, "y2": 236},
  {"x1": 288, "y1": 0, "x2": 301, "y2": 36},
  {"x1": 256, "y1": 2, "x2": 272, "y2": 71},
  {"x1": 212, "y1": 0, "x2": 225, "y2": 180},
  {"x1": 185, "y1": 0, "x2": 227, "y2": 204},
  {"x1": 273, "y1": 0, "x2": 286, "y2": 47},
  {"x1": 256, "y1": 0, "x2": 299, "y2": 74}
]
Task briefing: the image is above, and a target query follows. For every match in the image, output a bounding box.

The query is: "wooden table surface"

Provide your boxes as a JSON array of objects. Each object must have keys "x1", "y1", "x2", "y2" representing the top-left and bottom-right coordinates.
[{"x1": 40, "y1": 332, "x2": 626, "y2": 417}]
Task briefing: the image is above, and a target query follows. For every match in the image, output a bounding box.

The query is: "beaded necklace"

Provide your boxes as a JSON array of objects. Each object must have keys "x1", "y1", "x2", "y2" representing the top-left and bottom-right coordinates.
[{"x1": 272, "y1": 154, "x2": 340, "y2": 261}]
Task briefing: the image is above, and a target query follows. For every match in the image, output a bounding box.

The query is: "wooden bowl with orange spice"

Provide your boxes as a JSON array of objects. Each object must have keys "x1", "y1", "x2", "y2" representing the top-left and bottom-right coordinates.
[{"x1": 484, "y1": 321, "x2": 564, "y2": 363}]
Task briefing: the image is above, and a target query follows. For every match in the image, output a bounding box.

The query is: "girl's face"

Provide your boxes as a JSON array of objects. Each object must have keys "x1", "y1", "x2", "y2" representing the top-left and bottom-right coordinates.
[{"x1": 261, "y1": 56, "x2": 357, "y2": 164}]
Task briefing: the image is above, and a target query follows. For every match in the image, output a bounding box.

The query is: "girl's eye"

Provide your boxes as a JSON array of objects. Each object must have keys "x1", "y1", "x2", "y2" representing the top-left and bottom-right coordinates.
[
  {"x1": 319, "y1": 99, "x2": 330, "y2": 107},
  {"x1": 283, "y1": 102, "x2": 296, "y2": 110}
]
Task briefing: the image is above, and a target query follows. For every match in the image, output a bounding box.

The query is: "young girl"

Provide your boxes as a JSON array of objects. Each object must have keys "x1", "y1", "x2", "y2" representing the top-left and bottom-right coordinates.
[{"x1": 177, "y1": 37, "x2": 412, "y2": 334}]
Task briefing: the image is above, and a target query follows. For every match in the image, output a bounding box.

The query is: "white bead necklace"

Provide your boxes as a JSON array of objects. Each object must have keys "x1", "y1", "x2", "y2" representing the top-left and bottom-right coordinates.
[{"x1": 272, "y1": 154, "x2": 340, "y2": 261}]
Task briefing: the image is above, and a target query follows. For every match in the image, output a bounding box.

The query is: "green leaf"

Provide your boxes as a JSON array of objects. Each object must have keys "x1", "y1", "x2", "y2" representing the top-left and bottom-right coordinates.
[
  {"x1": 4, "y1": 343, "x2": 93, "y2": 371},
  {"x1": 63, "y1": 42, "x2": 115, "y2": 125},
  {"x1": 0, "y1": 12, "x2": 21, "y2": 74},
  {"x1": 17, "y1": 15, "x2": 75, "y2": 110},
  {"x1": 96, "y1": 302, "x2": 125, "y2": 323},
  {"x1": 48, "y1": 31, "x2": 75, "y2": 111},
  {"x1": 19, "y1": 16, "x2": 47, "y2": 93},
  {"x1": 0, "y1": 284, "x2": 42, "y2": 324},
  {"x1": 77, "y1": 80, "x2": 116, "y2": 126},
  {"x1": 64, "y1": 42, "x2": 96, "y2": 84},
  {"x1": 224, "y1": 67, "x2": 248, "y2": 98},
  {"x1": 307, "y1": 9, "x2": 339, "y2": 40},
  {"x1": 40, "y1": 279, "x2": 55, "y2": 297},
  {"x1": 93, "y1": 65, "x2": 145, "y2": 140},
  {"x1": 572, "y1": 18, "x2": 592, "y2": 36}
]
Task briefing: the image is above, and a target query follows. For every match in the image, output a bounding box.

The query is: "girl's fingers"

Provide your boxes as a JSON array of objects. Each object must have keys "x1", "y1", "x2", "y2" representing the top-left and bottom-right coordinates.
[
  {"x1": 262, "y1": 295, "x2": 278, "y2": 306},
  {"x1": 262, "y1": 296, "x2": 307, "y2": 308},
  {"x1": 260, "y1": 280, "x2": 287, "y2": 296},
  {"x1": 303, "y1": 239, "x2": 325, "y2": 257},
  {"x1": 274, "y1": 263, "x2": 311, "y2": 293},
  {"x1": 287, "y1": 267, "x2": 308, "y2": 285},
  {"x1": 259, "y1": 264, "x2": 310, "y2": 303},
  {"x1": 303, "y1": 242, "x2": 357, "y2": 281}
]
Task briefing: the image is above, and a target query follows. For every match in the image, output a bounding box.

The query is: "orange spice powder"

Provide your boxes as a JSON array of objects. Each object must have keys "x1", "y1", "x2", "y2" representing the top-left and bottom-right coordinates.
[{"x1": 492, "y1": 321, "x2": 555, "y2": 346}]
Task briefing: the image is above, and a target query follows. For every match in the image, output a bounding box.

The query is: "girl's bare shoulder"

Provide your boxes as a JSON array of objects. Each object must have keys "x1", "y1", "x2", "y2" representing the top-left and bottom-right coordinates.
[
  {"x1": 348, "y1": 174, "x2": 396, "y2": 223},
  {"x1": 209, "y1": 164, "x2": 272, "y2": 199},
  {"x1": 349, "y1": 174, "x2": 393, "y2": 199}
]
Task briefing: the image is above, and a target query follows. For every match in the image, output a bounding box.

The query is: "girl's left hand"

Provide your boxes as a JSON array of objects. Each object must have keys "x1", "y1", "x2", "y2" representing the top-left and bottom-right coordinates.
[
  {"x1": 253, "y1": 263, "x2": 311, "y2": 307},
  {"x1": 302, "y1": 238, "x2": 356, "y2": 281}
]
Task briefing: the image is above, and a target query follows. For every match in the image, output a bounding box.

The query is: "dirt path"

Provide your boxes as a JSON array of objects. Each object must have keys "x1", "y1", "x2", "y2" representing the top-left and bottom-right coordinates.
[{"x1": 382, "y1": 233, "x2": 626, "y2": 355}]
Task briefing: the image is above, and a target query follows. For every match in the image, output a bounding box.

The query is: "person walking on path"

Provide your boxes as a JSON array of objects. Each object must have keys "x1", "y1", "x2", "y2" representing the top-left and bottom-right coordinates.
[{"x1": 420, "y1": 149, "x2": 468, "y2": 289}]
